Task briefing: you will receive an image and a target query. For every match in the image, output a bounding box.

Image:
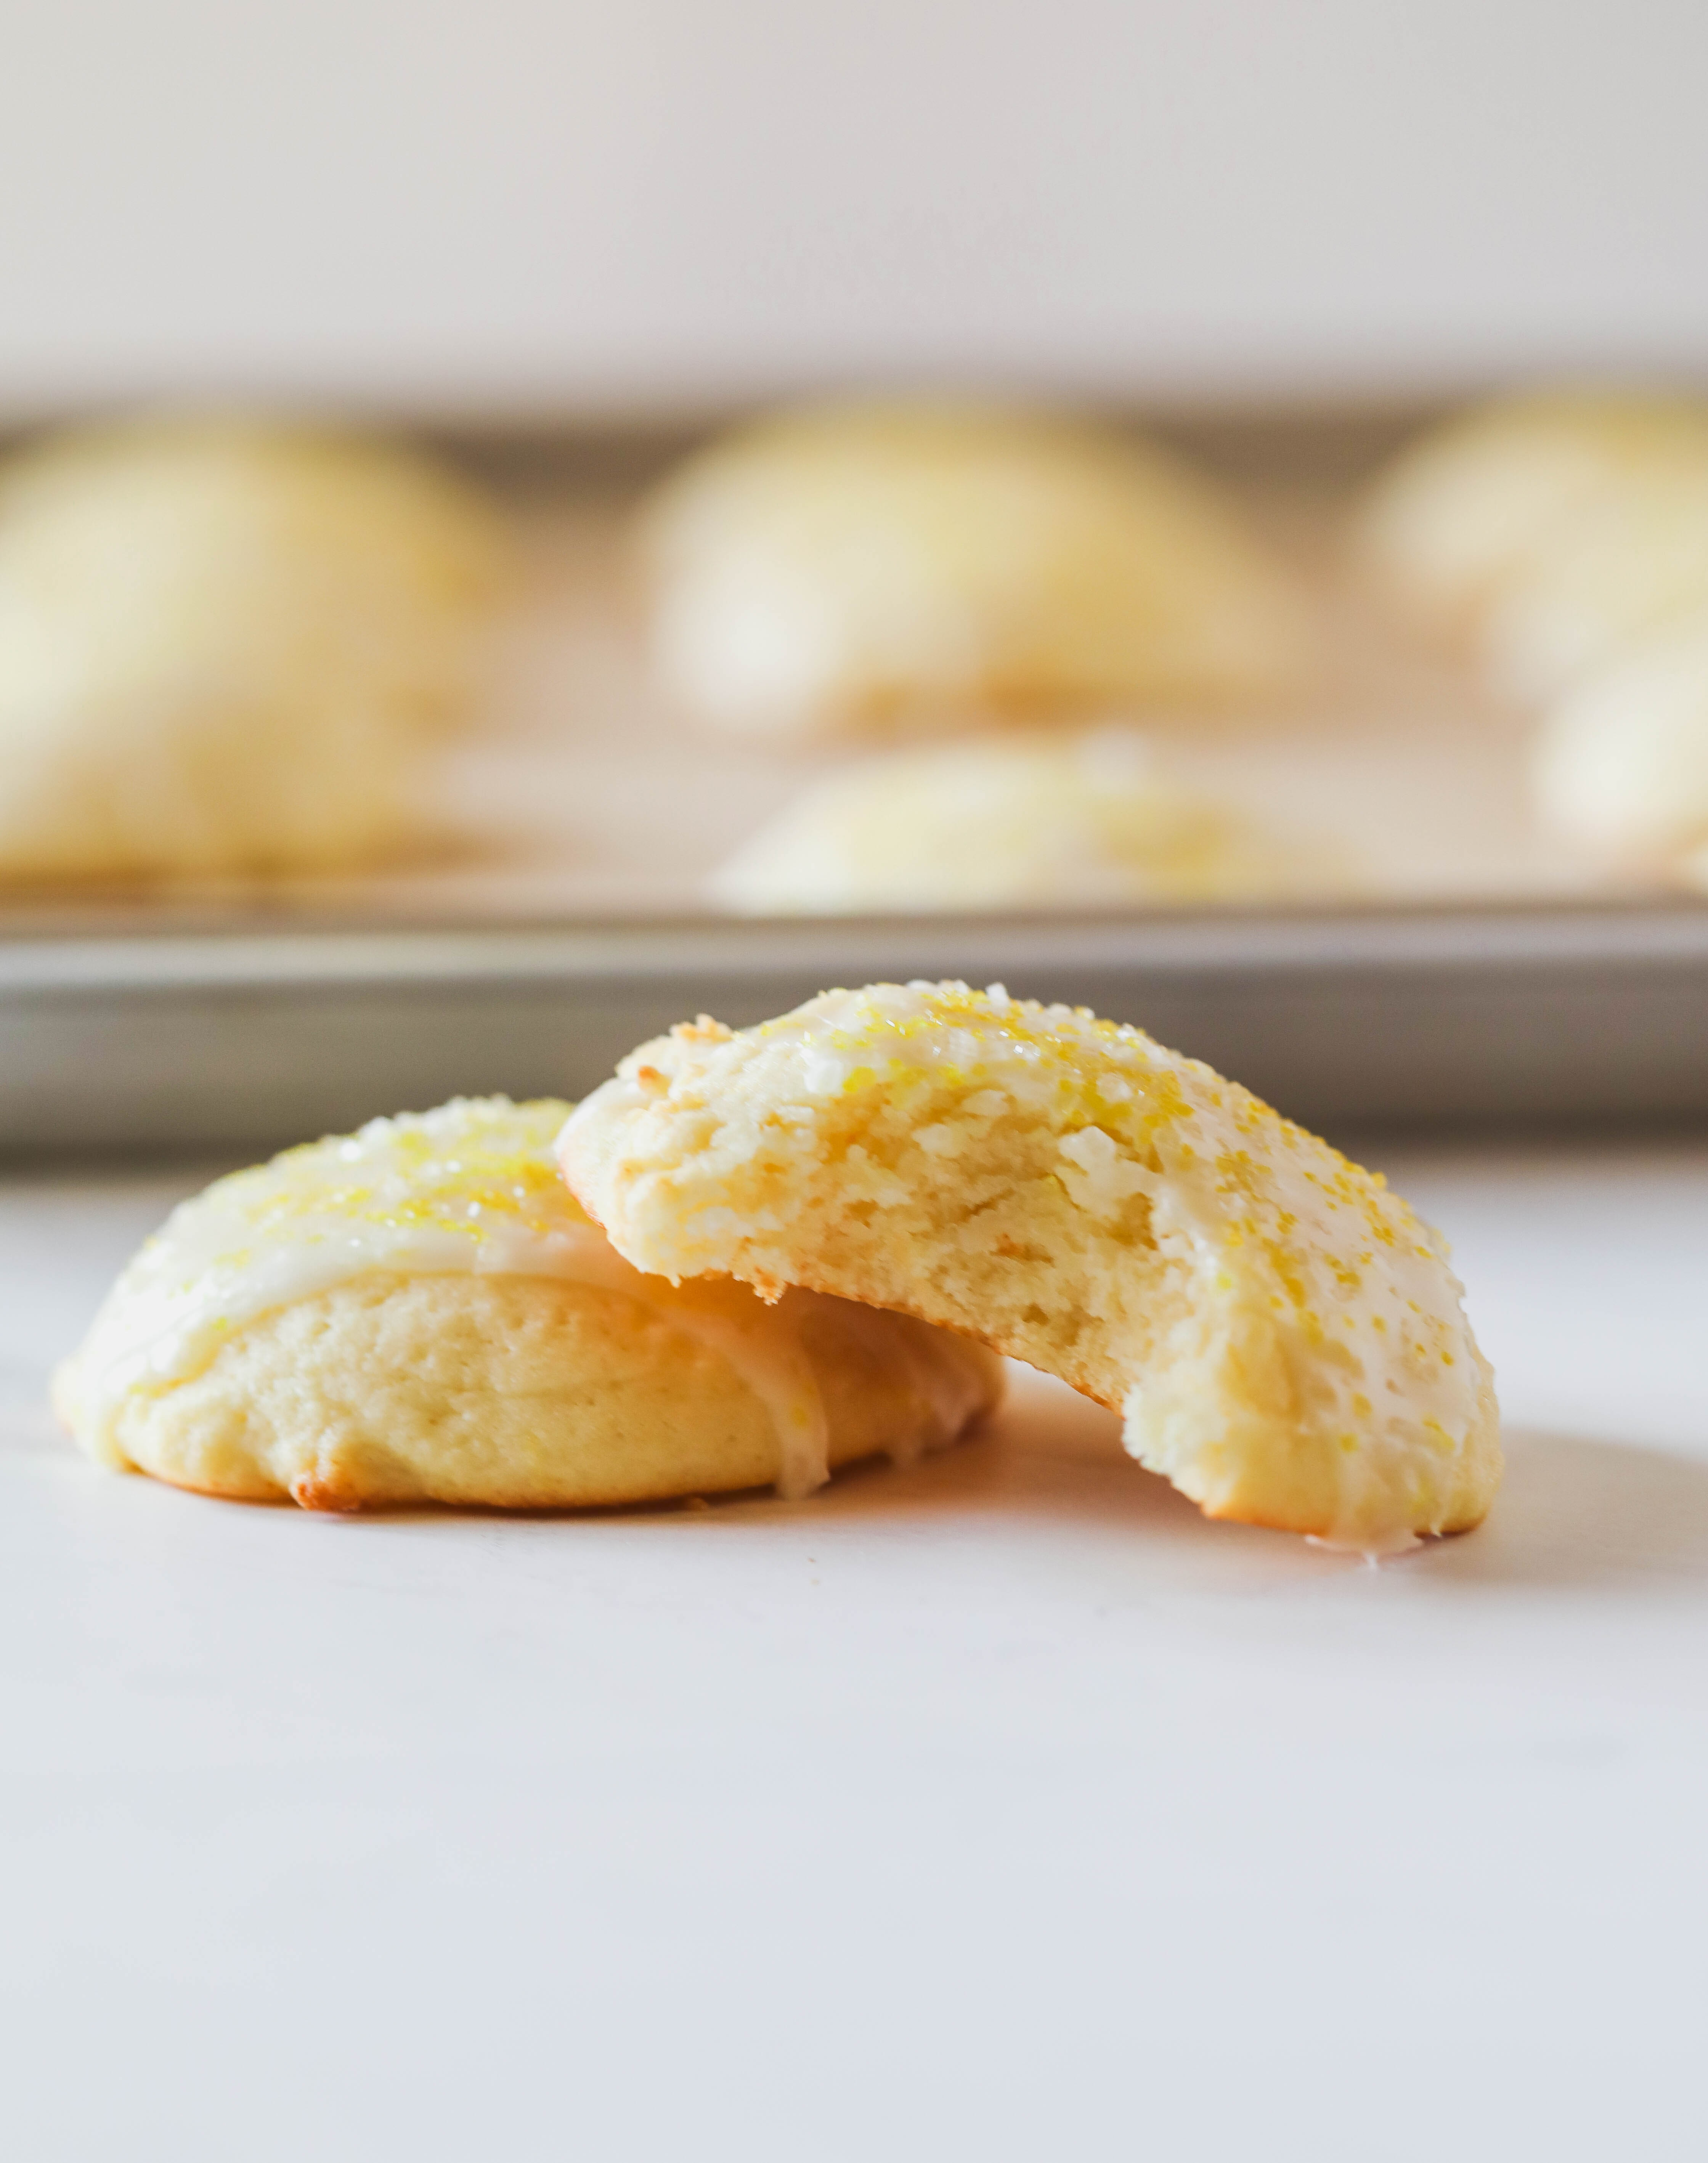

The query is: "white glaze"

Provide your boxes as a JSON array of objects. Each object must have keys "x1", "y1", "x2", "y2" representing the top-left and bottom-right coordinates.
[{"x1": 64, "y1": 1097, "x2": 836, "y2": 1497}]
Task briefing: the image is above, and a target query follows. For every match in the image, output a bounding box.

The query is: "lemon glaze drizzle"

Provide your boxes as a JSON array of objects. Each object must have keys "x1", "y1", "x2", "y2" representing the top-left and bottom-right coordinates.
[{"x1": 67, "y1": 1098, "x2": 836, "y2": 1498}]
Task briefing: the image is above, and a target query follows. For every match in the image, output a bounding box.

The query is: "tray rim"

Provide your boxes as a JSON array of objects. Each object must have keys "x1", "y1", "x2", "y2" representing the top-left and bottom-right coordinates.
[{"x1": 3, "y1": 894, "x2": 1708, "y2": 992}]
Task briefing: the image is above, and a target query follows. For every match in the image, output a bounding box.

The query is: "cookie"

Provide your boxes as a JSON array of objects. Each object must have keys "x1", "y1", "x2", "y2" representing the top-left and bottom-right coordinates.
[
  {"x1": 560, "y1": 985, "x2": 1500, "y2": 1554},
  {"x1": 643, "y1": 401, "x2": 1316, "y2": 741},
  {"x1": 54, "y1": 1097, "x2": 1001, "y2": 1511},
  {"x1": 1532, "y1": 614, "x2": 1708, "y2": 861},
  {"x1": 0, "y1": 415, "x2": 513, "y2": 880},
  {"x1": 1483, "y1": 479, "x2": 1708, "y2": 701},
  {"x1": 711, "y1": 727, "x2": 1346, "y2": 913},
  {"x1": 1357, "y1": 387, "x2": 1708, "y2": 635}
]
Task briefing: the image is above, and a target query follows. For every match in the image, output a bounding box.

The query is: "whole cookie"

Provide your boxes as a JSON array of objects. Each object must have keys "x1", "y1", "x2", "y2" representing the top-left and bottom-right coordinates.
[
  {"x1": 1483, "y1": 479, "x2": 1708, "y2": 701},
  {"x1": 1532, "y1": 614, "x2": 1708, "y2": 862},
  {"x1": 711, "y1": 728, "x2": 1345, "y2": 913},
  {"x1": 0, "y1": 415, "x2": 513, "y2": 881},
  {"x1": 644, "y1": 401, "x2": 1316, "y2": 741},
  {"x1": 1356, "y1": 387, "x2": 1708, "y2": 635},
  {"x1": 55, "y1": 1097, "x2": 1001, "y2": 1511}
]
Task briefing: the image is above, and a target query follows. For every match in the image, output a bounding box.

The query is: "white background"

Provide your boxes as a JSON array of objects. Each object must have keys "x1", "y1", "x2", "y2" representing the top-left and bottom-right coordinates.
[
  {"x1": 5, "y1": 1137, "x2": 1708, "y2": 2160},
  {"x1": 2, "y1": 0, "x2": 1706, "y2": 413}
]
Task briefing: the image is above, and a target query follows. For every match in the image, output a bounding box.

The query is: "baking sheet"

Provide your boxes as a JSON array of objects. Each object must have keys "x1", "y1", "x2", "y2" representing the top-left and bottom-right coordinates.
[
  {"x1": 1, "y1": 403, "x2": 1700, "y2": 1152},
  {"x1": 0, "y1": 402, "x2": 1669, "y2": 924},
  {"x1": 5, "y1": 899, "x2": 1708, "y2": 1154},
  {"x1": 337, "y1": 492, "x2": 1604, "y2": 916}
]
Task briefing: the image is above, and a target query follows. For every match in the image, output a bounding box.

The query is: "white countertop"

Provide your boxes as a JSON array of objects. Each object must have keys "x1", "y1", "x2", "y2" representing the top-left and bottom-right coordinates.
[{"x1": 4, "y1": 1136, "x2": 1706, "y2": 2162}]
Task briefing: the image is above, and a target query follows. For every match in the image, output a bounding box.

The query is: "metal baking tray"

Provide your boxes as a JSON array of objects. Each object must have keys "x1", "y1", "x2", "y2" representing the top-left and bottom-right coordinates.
[
  {"x1": 2, "y1": 400, "x2": 1705, "y2": 1155},
  {"x1": 4, "y1": 897, "x2": 1707, "y2": 1157}
]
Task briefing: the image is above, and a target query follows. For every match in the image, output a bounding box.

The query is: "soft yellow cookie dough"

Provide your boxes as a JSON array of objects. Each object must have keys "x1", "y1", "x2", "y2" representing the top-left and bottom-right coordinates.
[
  {"x1": 0, "y1": 415, "x2": 514, "y2": 880},
  {"x1": 643, "y1": 401, "x2": 1318, "y2": 741},
  {"x1": 711, "y1": 728, "x2": 1346, "y2": 913},
  {"x1": 561, "y1": 985, "x2": 1500, "y2": 1553},
  {"x1": 54, "y1": 1097, "x2": 1001, "y2": 1511}
]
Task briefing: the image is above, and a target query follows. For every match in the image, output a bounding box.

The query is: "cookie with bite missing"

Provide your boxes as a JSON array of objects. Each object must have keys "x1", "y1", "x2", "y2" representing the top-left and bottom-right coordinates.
[{"x1": 560, "y1": 986, "x2": 1500, "y2": 1554}]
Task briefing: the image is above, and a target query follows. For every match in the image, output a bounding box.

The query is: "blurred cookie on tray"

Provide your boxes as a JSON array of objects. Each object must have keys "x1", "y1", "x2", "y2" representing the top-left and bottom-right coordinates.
[
  {"x1": 1359, "y1": 382, "x2": 1708, "y2": 889},
  {"x1": 1532, "y1": 617, "x2": 1708, "y2": 870},
  {"x1": 1482, "y1": 479, "x2": 1708, "y2": 702},
  {"x1": 640, "y1": 400, "x2": 1319, "y2": 743},
  {"x1": 0, "y1": 413, "x2": 515, "y2": 882},
  {"x1": 1355, "y1": 386, "x2": 1708, "y2": 638},
  {"x1": 710, "y1": 726, "x2": 1353, "y2": 914}
]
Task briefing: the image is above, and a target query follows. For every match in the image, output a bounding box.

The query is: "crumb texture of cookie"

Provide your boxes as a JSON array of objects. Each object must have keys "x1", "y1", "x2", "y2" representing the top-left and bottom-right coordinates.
[
  {"x1": 1357, "y1": 387, "x2": 1708, "y2": 634},
  {"x1": 0, "y1": 414, "x2": 514, "y2": 881},
  {"x1": 711, "y1": 728, "x2": 1349, "y2": 913},
  {"x1": 561, "y1": 985, "x2": 1500, "y2": 1553},
  {"x1": 54, "y1": 1096, "x2": 1000, "y2": 1511},
  {"x1": 642, "y1": 400, "x2": 1317, "y2": 741}
]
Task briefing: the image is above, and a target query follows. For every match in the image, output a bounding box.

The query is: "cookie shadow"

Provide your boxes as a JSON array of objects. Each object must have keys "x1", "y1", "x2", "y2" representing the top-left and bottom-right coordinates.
[
  {"x1": 750, "y1": 1371, "x2": 1207, "y2": 1535},
  {"x1": 291, "y1": 1364, "x2": 1708, "y2": 1598},
  {"x1": 1414, "y1": 1426, "x2": 1708, "y2": 1593},
  {"x1": 798, "y1": 1395, "x2": 1708, "y2": 1597}
]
